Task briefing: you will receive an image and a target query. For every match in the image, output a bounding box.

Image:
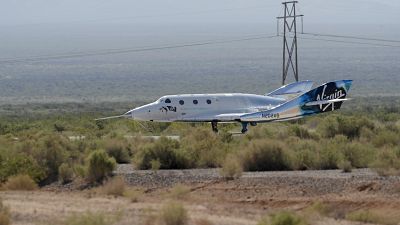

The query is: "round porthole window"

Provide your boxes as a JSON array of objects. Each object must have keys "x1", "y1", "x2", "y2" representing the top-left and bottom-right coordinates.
[
  {"x1": 206, "y1": 99, "x2": 212, "y2": 104},
  {"x1": 179, "y1": 100, "x2": 184, "y2": 105},
  {"x1": 193, "y1": 100, "x2": 198, "y2": 104}
]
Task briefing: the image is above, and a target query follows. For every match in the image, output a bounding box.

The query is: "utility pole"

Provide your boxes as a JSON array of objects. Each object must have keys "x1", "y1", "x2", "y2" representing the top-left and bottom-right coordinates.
[{"x1": 277, "y1": 1, "x2": 303, "y2": 85}]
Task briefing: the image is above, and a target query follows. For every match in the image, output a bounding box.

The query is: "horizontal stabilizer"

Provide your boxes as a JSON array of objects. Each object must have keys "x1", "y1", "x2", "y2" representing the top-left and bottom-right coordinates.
[
  {"x1": 305, "y1": 98, "x2": 350, "y2": 106},
  {"x1": 266, "y1": 80, "x2": 314, "y2": 100}
]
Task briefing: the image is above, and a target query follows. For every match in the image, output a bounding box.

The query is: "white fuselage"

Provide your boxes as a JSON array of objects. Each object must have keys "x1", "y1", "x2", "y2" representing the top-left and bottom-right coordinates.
[{"x1": 125, "y1": 93, "x2": 285, "y2": 122}]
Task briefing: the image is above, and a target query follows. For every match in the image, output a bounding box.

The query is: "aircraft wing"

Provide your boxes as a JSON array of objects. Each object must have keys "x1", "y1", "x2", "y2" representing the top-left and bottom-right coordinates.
[{"x1": 179, "y1": 113, "x2": 246, "y2": 122}]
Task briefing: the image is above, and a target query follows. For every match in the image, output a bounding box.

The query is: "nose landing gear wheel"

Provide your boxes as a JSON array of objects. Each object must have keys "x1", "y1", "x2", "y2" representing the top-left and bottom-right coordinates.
[
  {"x1": 211, "y1": 121, "x2": 218, "y2": 133},
  {"x1": 241, "y1": 122, "x2": 248, "y2": 134}
]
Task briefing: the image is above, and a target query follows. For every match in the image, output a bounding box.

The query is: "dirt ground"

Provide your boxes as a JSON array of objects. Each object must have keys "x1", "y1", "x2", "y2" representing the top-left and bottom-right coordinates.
[{"x1": 2, "y1": 168, "x2": 400, "y2": 225}]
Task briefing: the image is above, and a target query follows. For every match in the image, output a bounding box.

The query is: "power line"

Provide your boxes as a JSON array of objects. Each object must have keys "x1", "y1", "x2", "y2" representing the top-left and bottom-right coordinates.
[
  {"x1": 0, "y1": 35, "x2": 279, "y2": 64},
  {"x1": 299, "y1": 32, "x2": 400, "y2": 43},
  {"x1": 293, "y1": 35, "x2": 400, "y2": 48}
]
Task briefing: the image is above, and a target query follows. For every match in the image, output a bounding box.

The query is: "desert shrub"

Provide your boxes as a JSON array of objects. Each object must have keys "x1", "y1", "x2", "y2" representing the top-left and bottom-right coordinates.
[
  {"x1": 258, "y1": 211, "x2": 307, "y2": 225},
  {"x1": 0, "y1": 198, "x2": 10, "y2": 225},
  {"x1": 317, "y1": 145, "x2": 341, "y2": 170},
  {"x1": 63, "y1": 211, "x2": 120, "y2": 225},
  {"x1": 179, "y1": 128, "x2": 227, "y2": 168},
  {"x1": 19, "y1": 134, "x2": 70, "y2": 183},
  {"x1": 346, "y1": 210, "x2": 381, "y2": 224},
  {"x1": 86, "y1": 150, "x2": 116, "y2": 183},
  {"x1": 58, "y1": 163, "x2": 74, "y2": 184},
  {"x1": 317, "y1": 117, "x2": 339, "y2": 138},
  {"x1": 316, "y1": 137, "x2": 347, "y2": 170},
  {"x1": 133, "y1": 137, "x2": 188, "y2": 170},
  {"x1": 150, "y1": 159, "x2": 161, "y2": 171},
  {"x1": 372, "y1": 130, "x2": 399, "y2": 147},
  {"x1": 338, "y1": 160, "x2": 352, "y2": 173},
  {"x1": 318, "y1": 115, "x2": 374, "y2": 139},
  {"x1": 337, "y1": 116, "x2": 374, "y2": 139},
  {"x1": 371, "y1": 147, "x2": 400, "y2": 176},
  {"x1": 342, "y1": 142, "x2": 375, "y2": 168},
  {"x1": 3, "y1": 174, "x2": 38, "y2": 191},
  {"x1": 104, "y1": 138, "x2": 130, "y2": 163},
  {"x1": 54, "y1": 123, "x2": 66, "y2": 132},
  {"x1": 98, "y1": 176, "x2": 126, "y2": 197},
  {"x1": 160, "y1": 202, "x2": 188, "y2": 225},
  {"x1": 290, "y1": 140, "x2": 319, "y2": 170},
  {"x1": 303, "y1": 201, "x2": 331, "y2": 217},
  {"x1": 220, "y1": 154, "x2": 243, "y2": 180},
  {"x1": 73, "y1": 165, "x2": 86, "y2": 178},
  {"x1": 241, "y1": 140, "x2": 292, "y2": 171},
  {"x1": 290, "y1": 125, "x2": 314, "y2": 139},
  {"x1": 0, "y1": 152, "x2": 46, "y2": 183},
  {"x1": 169, "y1": 184, "x2": 191, "y2": 200}
]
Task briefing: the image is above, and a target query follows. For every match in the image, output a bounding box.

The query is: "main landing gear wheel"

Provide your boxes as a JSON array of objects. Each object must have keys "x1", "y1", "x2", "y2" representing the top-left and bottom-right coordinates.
[
  {"x1": 241, "y1": 122, "x2": 248, "y2": 134},
  {"x1": 211, "y1": 121, "x2": 218, "y2": 133}
]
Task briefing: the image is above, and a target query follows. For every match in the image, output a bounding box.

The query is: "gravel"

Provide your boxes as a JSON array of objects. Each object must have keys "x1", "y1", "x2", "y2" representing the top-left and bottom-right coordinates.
[{"x1": 115, "y1": 165, "x2": 400, "y2": 196}]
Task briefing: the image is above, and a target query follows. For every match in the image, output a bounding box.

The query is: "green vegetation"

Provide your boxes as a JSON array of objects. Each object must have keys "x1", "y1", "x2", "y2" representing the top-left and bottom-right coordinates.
[
  {"x1": 220, "y1": 154, "x2": 243, "y2": 180},
  {"x1": 257, "y1": 211, "x2": 307, "y2": 225},
  {"x1": 160, "y1": 202, "x2": 188, "y2": 225},
  {"x1": 0, "y1": 98, "x2": 400, "y2": 188},
  {"x1": 87, "y1": 150, "x2": 116, "y2": 184},
  {"x1": 58, "y1": 163, "x2": 74, "y2": 184},
  {"x1": 345, "y1": 209, "x2": 400, "y2": 225}
]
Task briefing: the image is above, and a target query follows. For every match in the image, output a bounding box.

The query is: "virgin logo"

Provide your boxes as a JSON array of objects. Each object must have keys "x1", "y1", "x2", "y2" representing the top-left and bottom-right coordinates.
[{"x1": 316, "y1": 85, "x2": 345, "y2": 111}]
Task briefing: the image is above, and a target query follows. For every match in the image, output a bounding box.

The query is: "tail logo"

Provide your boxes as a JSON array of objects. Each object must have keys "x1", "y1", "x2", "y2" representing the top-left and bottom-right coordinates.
[{"x1": 316, "y1": 85, "x2": 346, "y2": 111}]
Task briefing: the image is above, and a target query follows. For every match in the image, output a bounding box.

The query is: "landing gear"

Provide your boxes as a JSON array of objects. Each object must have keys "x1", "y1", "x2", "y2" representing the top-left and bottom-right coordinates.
[
  {"x1": 250, "y1": 122, "x2": 257, "y2": 126},
  {"x1": 241, "y1": 122, "x2": 248, "y2": 134},
  {"x1": 211, "y1": 121, "x2": 218, "y2": 133}
]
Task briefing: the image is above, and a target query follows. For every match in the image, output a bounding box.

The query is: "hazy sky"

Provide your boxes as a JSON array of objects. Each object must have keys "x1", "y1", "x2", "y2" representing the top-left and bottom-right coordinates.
[{"x1": 2, "y1": 0, "x2": 400, "y2": 26}]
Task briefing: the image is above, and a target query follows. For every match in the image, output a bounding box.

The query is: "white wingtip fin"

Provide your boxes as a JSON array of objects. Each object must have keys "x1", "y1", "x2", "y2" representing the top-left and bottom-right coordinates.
[{"x1": 304, "y1": 98, "x2": 350, "y2": 106}]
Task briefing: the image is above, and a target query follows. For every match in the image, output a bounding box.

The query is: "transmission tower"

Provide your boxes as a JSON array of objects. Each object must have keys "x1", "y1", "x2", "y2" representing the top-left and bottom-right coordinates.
[{"x1": 277, "y1": 1, "x2": 303, "y2": 85}]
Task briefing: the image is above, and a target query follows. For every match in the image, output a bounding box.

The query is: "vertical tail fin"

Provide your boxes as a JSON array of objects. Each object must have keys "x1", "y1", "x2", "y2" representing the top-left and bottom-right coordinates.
[
  {"x1": 299, "y1": 79, "x2": 352, "y2": 114},
  {"x1": 241, "y1": 80, "x2": 353, "y2": 122}
]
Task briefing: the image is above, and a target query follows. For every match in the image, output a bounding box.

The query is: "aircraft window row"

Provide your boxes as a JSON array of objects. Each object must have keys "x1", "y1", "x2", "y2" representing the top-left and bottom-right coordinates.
[{"x1": 165, "y1": 99, "x2": 212, "y2": 105}]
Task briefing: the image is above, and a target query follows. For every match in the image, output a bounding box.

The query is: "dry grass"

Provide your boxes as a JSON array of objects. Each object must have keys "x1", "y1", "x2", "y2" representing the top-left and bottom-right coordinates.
[
  {"x1": 62, "y1": 211, "x2": 122, "y2": 225},
  {"x1": 2, "y1": 174, "x2": 37, "y2": 191},
  {"x1": 257, "y1": 211, "x2": 308, "y2": 225},
  {"x1": 97, "y1": 176, "x2": 126, "y2": 197},
  {"x1": 0, "y1": 198, "x2": 10, "y2": 225},
  {"x1": 168, "y1": 184, "x2": 191, "y2": 200},
  {"x1": 123, "y1": 188, "x2": 144, "y2": 203},
  {"x1": 194, "y1": 218, "x2": 214, "y2": 225},
  {"x1": 346, "y1": 209, "x2": 400, "y2": 225},
  {"x1": 160, "y1": 202, "x2": 188, "y2": 225},
  {"x1": 219, "y1": 154, "x2": 243, "y2": 180}
]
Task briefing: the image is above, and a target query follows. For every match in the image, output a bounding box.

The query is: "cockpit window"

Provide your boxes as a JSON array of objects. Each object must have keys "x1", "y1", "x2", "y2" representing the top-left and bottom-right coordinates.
[
  {"x1": 165, "y1": 98, "x2": 171, "y2": 104},
  {"x1": 179, "y1": 100, "x2": 184, "y2": 105}
]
